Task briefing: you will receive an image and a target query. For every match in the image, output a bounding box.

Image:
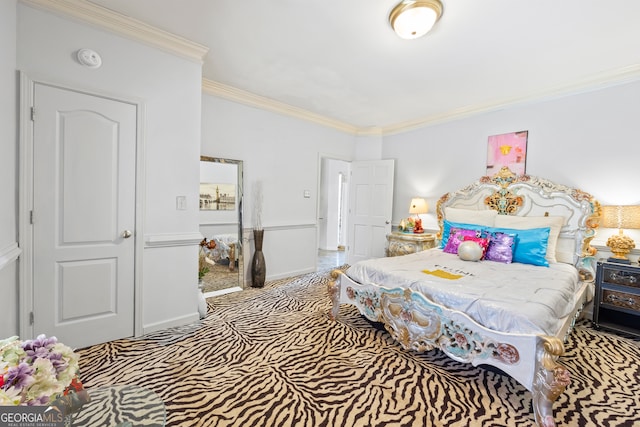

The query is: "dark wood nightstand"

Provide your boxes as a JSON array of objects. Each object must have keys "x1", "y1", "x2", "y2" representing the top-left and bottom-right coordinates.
[{"x1": 593, "y1": 260, "x2": 640, "y2": 337}]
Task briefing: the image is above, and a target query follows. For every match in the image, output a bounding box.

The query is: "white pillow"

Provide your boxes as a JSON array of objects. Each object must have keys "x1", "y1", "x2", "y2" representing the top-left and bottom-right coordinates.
[
  {"x1": 444, "y1": 207, "x2": 497, "y2": 227},
  {"x1": 494, "y1": 215, "x2": 565, "y2": 263}
]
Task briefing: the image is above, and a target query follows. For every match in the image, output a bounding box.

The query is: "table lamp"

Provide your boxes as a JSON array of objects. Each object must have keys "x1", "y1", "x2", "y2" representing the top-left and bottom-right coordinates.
[{"x1": 601, "y1": 205, "x2": 640, "y2": 263}]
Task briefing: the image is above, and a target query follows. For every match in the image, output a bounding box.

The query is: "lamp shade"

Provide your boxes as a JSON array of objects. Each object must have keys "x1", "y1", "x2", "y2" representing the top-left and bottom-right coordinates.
[
  {"x1": 409, "y1": 198, "x2": 429, "y2": 215},
  {"x1": 601, "y1": 205, "x2": 640, "y2": 229},
  {"x1": 390, "y1": 0, "x2": 443, "y2": 40}
]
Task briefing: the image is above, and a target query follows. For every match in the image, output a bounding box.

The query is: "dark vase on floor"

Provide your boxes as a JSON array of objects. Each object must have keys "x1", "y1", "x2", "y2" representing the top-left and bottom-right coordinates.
[{"x1": 251, "y1": 229, "x2": 266, "y2": 288}]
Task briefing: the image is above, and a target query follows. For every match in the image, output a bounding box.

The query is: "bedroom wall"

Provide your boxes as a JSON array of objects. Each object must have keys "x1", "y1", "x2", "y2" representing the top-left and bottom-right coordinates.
[
  {"x1": 0, "y1": 0, "x2": 18, "y2": 338},
  {"x1": 201, "y1": 94, "x2": 356, "y2": 281},
  {"x1": 17, "y1": 4, "x2": 203, "y2": 335},
  {"x1": 382, "y1": 79, "x2": 640, "y2": 261}
]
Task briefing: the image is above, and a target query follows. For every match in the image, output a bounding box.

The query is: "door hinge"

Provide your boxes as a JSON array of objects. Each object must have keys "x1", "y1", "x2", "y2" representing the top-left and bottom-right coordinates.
[
  {"x1": 29, "y1": 312, "x2": 34, "y2": 325},
  {"x1": 30, "y1": 107, "x2": 35, "y2": 121},
  {"x1": 30, "y1": 210, "x2": 34, "y2": 224}
]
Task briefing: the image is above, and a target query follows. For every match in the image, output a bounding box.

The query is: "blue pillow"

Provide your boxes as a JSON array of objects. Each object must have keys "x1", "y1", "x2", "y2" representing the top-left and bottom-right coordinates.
[
  {"x1": 440, "y1": 220, "x2": 551, "y2": 267},
  {"x1": 440, "y1": 220, "x2": 485, "y2": 248},
  {"x1": 487, "y1": 226, "x2": 550, "y2": 267}
]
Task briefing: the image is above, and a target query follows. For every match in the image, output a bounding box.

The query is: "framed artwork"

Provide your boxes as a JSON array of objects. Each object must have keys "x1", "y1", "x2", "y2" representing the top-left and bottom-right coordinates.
[
  {"x1": 200, "y1": 182, "x2": 236, "y2": 211},
  {"x1": 486, "y1": 130, "x2": 528, "y2": 176}
]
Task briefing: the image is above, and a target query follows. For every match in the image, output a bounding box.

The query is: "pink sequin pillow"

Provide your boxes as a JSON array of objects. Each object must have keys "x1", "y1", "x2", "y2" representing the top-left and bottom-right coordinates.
[
  {"x1": 463, "y1": 235, "x2": 490, "y2": 257},
  {"x1": 443, "y1": 228, "x2": 489, "y2": 255},
  {"x1": 485, "y1": 231, "x2": 516, "y2": 263}
]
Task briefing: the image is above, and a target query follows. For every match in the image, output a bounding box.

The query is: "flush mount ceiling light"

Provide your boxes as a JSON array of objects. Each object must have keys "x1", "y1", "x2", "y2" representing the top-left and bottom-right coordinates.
[{"x1": 389, "y1": 0, "x2": 443, "y2": 40}]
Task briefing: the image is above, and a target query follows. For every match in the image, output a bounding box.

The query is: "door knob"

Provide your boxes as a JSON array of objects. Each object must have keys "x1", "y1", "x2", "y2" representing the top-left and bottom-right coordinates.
[
  {"x1": 385, "y1": 221, "x2": 390, "y2": 224},
  {"x1": 122, "y1": 230, "x2": 133, "y2": 238}
]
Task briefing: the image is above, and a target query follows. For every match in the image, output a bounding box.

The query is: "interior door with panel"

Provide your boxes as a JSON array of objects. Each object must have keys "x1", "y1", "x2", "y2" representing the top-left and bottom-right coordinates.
[
  {"x1": 32, "y1": 83, "x2": 137, "y2": 349},
  {"x1": 347, "y1": 159, "x2": 395, "y2": 264}
]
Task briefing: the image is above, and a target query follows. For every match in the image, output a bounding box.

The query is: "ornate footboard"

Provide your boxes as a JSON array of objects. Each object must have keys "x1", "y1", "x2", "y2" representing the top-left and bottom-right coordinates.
[{"x1": 328, "y1": 269, "x2": 574, "y2": 427}]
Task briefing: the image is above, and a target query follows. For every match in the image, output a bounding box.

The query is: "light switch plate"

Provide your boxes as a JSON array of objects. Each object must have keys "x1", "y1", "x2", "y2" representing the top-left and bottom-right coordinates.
[
  {"x1": 176, "y1": 196, "x2": 187, "y2": 210},
  {"x1": 304, "y1": 190, "x2": 311, "y2": 198}
]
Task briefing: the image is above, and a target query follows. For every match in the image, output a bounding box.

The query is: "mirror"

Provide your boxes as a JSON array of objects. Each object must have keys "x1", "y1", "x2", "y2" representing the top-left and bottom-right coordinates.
[{"x1": 199, "y1": 156, "x2": 243, "y2": 294}]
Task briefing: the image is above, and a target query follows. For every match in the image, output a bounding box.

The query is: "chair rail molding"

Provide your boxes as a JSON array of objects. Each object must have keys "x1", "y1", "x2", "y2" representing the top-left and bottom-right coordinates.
[
  {"x1": 0, "y1": 243, "x2": 21, "y2": 272},
  {"x1": 144, "y1": 232, "x2": 204, "y2": 248}
]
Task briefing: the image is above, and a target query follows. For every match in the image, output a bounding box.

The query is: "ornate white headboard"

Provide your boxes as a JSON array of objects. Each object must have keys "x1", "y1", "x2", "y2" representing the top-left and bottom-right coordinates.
[{"x1": 436, "y1": 167, "x2": 601, "y2": 280}]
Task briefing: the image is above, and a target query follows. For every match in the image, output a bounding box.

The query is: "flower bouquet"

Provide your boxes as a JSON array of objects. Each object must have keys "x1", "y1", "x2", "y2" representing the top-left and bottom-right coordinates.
[{"x1": 0, "y1": 335, "x2": 89, "y2": 416}]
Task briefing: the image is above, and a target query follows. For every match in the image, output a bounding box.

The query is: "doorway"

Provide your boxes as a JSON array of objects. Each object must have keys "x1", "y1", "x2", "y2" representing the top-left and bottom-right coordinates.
[
  {"x1": 198, "y1": 157, "x2": 244, "y2": 297},
  {"x1": 20, "y1": 78, "x2": 141, "y2": 349},
  {"x1": 318, "y1": 157, "x2": 350, "y2": 271}
]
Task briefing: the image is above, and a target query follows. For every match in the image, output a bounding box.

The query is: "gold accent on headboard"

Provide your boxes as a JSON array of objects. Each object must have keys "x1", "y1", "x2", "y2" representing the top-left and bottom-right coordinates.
[{"x1": 484, "y1": 167, "x2": 524, "y2": 215}]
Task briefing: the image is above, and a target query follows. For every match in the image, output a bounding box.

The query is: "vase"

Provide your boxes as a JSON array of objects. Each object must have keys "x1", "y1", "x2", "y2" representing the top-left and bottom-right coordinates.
[{"x1": 251, "y1": 229, "x2": 266, "y2": 288}]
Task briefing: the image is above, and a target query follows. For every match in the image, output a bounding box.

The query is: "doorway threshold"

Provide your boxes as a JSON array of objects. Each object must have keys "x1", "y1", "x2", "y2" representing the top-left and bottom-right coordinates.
[{"x1": 203, "y1": 286, "x2": 243, "y2": 299}]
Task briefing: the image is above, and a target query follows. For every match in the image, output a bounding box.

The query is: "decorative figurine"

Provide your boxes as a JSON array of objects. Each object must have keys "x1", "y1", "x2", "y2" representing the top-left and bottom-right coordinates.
[{"x1": 413, "y1": 218, "x2": 424, "y2": 234}]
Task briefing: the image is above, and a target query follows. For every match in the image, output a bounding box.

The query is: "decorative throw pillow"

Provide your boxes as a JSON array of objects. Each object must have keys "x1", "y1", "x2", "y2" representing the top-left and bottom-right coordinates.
[
  {"x1": 458, "y1": 241, "x2": 484, "y2": 261},
  {"x1": 443, "y1": 228, "x2": 488, "y2": 255},
  {"x1": 463, "y1": 235, "x2": 490, "y2": 256},
  {"x1": 486, "y1": 226, "x2": 551, "y2": 267},
  {"x1": 439, "y1": 220, "x2": 485, "y2": 249},
  {"x1": 494, "y1": 215, "x2": 564, "y2": 263},
  {"x1": 485, "y1": 231, "x2": 516, "y2": 263}
]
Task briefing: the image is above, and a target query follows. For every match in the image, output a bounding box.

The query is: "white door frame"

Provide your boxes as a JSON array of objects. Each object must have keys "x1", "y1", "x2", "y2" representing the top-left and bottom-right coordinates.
[
  {"x1": 18, "y1": 72, "x2": 146, "y2": 340},
  {"x1": 316, "y1": 153, "x2": 351, "y2": 256}
]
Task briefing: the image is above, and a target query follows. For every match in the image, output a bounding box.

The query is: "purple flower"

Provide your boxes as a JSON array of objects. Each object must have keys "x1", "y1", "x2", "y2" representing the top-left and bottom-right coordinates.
[
  {"x1": 3, "y1": 362, "x2": 35, "y2": 390},
  {"x1": 48, "y1": 352, "x2": 68, "y2": 374},
  {"x1": 22, "y1": 335, "x2": 58, "y2": 359},
  {"x1": 26, "y1": 395, "x2": 50, "y2": 406}
]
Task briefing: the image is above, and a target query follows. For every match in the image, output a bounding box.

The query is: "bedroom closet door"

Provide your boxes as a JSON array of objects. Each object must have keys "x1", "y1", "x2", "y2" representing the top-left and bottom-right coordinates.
[
  {"x1": 30, "y1": 83, "x2": 137, "y2": 349},
  {"x1": 347, "y1": 159, "x2": 395, "y2": 264}
]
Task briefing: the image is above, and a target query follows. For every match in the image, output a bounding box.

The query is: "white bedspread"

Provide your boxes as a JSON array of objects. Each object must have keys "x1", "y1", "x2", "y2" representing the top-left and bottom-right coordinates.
[{"x1": 346, "y1": 249, "x2": 582, "y2": 336}]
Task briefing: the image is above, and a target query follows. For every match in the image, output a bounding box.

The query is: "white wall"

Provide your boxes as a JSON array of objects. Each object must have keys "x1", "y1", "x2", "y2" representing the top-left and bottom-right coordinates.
[
  {"x1": 201, "y1": 94, "x2": 356, "y2": 280},
  {"x1": 0, "y1": 0, "x2": 18, "y2": 338},
  {"x1": 383, "y1": 80, "x2": 640, "y2": 246},
  {"x1": 17, "y1": 4, "x2": 203, "y2": 334},
  {"x1": 203, "y1": 80, "x2": 640, "y2": 275}
]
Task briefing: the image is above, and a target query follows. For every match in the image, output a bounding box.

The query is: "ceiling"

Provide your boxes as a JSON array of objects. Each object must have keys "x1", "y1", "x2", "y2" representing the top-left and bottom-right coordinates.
[{"x1": 86, "y1": 0, "x2": 640, "y2": 133}]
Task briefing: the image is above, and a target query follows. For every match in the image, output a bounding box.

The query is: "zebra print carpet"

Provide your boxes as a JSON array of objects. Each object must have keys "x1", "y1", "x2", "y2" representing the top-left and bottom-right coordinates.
[{"x1": 77, "y1": 267, "x2": 640, "y2": 426}]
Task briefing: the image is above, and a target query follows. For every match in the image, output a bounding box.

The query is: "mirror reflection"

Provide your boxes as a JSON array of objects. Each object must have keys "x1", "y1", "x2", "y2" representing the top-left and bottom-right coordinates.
[{"x1": 198, "y1": 156, "x2": 243, "y2": 295}]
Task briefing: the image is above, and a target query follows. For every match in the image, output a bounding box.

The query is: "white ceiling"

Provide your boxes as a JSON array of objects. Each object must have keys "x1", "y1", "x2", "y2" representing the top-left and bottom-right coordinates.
[{"x1": 87, "y1": 0, "x2": 640, "y2": 132}]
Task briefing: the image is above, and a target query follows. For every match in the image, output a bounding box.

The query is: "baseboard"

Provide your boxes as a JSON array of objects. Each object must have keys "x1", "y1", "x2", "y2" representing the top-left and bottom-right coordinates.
[
  {"x1": 266, "y1": 267, "x2": 316, "y2": 281},
  {"x1": 142, "y1": 312, "x2": 200, "y2": 335},
  {"x1": 203, "y1": 286, "x2": 242, "y2": 298}
]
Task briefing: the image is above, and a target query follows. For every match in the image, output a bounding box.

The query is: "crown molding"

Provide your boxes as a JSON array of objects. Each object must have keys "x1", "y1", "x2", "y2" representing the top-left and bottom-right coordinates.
[
  {"x1": 381, "y1": 64, "x2": 640, "y2": 135},
  {"x1": 21, "y1": 1, "x2": 640, "y2": 137},
  {"x1": 20, "y1": 0, "x2": 209, "y2": 63},
  {"x1": 205, "y1": 64, "x2": 640, "y2": 137},
  {"x1": 202, "y1": 79, "x2": 360, "y2": 135}
]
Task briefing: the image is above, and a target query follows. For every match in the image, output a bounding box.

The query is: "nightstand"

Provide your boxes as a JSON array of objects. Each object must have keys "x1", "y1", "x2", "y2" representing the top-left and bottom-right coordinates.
[
  {"x1": 386, "y1": 232, "x2": 436, "y2": 257},
  {"x1": 593, "y1": 260, "x2": 640, "y2": 337}
]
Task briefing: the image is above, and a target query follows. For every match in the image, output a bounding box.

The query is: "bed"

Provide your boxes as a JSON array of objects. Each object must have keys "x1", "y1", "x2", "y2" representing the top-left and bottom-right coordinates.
[{"x1": 328, "y1": 167, "x2": 600, "y2": 427}]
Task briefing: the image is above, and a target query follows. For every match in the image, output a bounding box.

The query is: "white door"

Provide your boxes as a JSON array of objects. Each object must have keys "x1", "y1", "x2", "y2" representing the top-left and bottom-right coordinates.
[
  {"x1": 32, "y1": 83, "x2": 137, "y2": 349},
  {"x1": 347, "y1": 159, "x2": 395, "y2": 264}
]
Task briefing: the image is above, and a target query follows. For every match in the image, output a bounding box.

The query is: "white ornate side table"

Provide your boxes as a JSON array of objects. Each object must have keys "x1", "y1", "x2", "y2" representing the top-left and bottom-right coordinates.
[{"x1": 386, "y1": 232, "x2": 436, "y2": 257}]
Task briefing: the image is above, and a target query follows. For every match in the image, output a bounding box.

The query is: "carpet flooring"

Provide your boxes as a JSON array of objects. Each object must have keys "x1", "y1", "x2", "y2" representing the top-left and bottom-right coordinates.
[
  {"x1": 199, "y1": 259, "x2": 243, "y2": 294},
  {"x1": 76, "y1": 267, "x2": 640, "y2": 426}
]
